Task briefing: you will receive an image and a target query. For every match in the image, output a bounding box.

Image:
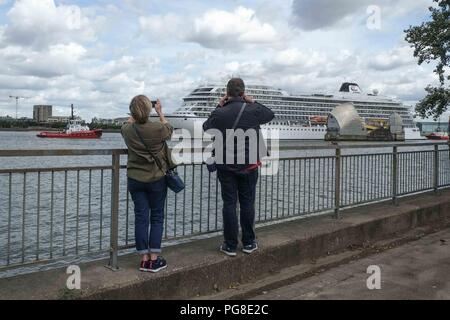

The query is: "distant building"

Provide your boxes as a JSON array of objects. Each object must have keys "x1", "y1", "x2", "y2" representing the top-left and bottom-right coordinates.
[
  {"x1": 114, "y1": 117, "x2": 128, "y2": 125},
  {"x1": 92, "y1": 117, "x2": 128, "y2": 126},
  {"x1": 47, "y1": 116, "x2": 71, "y2": 123},
  {"x1": 33, "y1": 105, "x2": 52, "y2": 123},
  {"x1": 92, "y1": 118, "x2": 114, "y2": 125},
  {"x1": 417, "y1": 121, "x2": 449, "y2": 134}
]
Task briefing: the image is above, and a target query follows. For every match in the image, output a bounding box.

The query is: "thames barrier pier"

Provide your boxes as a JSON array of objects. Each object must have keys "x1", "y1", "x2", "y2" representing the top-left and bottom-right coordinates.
[{"x1": 325, "y1": 103, "x2": 406, "y2": 142}]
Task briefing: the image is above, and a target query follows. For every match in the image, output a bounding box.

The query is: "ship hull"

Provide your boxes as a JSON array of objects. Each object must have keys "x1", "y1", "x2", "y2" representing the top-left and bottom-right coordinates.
[
  {"x1": 425, "y1": 133, "x2": 449, "y2": 140},
  {"x1": 168, "y1": 116, "x2": 424, "y2": 140},
  {"x1": 37, "y1": 129, "x2": 103, "y2": 139}
]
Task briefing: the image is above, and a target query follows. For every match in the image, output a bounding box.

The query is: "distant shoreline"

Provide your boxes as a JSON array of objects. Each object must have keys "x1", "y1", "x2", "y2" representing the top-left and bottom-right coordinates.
[
  {"x1": 0, "y1": 128, "x2": 121, "y2": 133},
  {"x1": 0, "y1": 128, "x2": 50, "y2": 132}
]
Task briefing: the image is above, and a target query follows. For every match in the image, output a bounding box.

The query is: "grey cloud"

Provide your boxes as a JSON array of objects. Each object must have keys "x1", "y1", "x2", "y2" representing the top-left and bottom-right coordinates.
[
  {"x1": 4, "y1": 26, "x2": 70, "y2": 50},
  {"x1": 0, "y1": 75, "x2": 50, "y2": 91},
  {"x1": 290, "y1": 0, "x2": 432, "y2": 31},
  {"x1": 291, "y1": 0, "x2": 370, "y2": 31},
  {"x1": 367, "y1": 59, "x2": 410, "y2": 71},
  {"x1": 12, "y1": 61, "x2": 71, "y2": 78}
]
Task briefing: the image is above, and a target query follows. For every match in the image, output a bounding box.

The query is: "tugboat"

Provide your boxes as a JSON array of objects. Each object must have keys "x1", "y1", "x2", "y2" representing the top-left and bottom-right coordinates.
[
  {"x1": 37, "y1": 105, "x2": 102, "y2": 139},
  {"x1": 425, "y1": 132, "x2": 449, "y2": 140},
  {"x1": 424, "y1": 118, "x2": 449, "y2": 140}
]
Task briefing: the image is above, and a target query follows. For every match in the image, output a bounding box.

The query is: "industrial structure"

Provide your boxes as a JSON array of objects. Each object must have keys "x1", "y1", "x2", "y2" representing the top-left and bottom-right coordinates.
[{"x1": 325, "y1": 103, "x2": 405, "y2": 141}]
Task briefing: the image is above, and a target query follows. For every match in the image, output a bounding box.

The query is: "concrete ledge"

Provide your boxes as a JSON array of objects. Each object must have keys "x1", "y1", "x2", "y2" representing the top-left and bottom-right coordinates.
[{"x1": 1, "y1": 190, "x2": 450, "y2": 300}]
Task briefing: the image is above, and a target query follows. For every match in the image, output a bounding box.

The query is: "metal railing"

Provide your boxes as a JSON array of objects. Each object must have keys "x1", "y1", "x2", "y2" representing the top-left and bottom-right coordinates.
[{"x1": 0, "y1": 142, "x2": 449, "y2": 272}]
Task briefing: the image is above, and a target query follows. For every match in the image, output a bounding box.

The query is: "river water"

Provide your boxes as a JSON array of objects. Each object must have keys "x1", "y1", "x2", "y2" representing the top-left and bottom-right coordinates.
[{"x1": 0, "y1": 131, "x2": 443, "y2": 278}]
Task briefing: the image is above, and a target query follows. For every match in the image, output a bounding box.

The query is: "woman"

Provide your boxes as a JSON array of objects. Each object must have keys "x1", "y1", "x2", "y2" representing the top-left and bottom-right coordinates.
[{"x1": 121, "y1": 95, "x2": 173, "y2": 273}]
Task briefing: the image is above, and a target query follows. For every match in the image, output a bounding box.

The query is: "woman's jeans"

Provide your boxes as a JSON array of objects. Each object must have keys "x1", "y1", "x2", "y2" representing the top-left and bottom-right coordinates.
[{"x1": 128, "y1": 177, "x2": 167, "y2": 255}]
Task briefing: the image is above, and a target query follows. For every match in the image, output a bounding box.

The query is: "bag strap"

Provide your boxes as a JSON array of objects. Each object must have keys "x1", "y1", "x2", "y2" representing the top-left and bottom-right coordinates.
[
  {"x1": 224, "y1": 102, "x2": 247, "y2": 144},
  {"x1": 232, "y1": 103, "x2": 247, "y2": 130},
  {"x1": 132, "y1": 124, "x2": 165, "y2": 173}
]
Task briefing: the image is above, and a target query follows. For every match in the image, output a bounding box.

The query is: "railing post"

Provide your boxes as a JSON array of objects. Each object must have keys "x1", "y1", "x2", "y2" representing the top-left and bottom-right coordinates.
[
  {"x1": 334, "y1": 147, "x2": 341, "y2": 219},
  {"x1": 392, "y1": 146, "x2": 398, "y2": 206},
  {"x1": 434, "y1": 144, "x2": 439, "y2": 194},
  {"x1": 107, "y1": 151, "x2": 120, "y2": 271}
]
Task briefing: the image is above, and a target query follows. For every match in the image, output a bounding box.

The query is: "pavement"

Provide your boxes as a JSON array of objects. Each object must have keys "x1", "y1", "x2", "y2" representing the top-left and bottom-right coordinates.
[{"x1": 251, "y1": 228, "x2": 450, "y2": 300}]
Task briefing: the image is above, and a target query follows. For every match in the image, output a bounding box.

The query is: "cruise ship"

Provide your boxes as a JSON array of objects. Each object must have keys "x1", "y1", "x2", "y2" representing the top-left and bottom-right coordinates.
[{"x1": 167, "y1": 83, "x2": 422, "y2": 140}]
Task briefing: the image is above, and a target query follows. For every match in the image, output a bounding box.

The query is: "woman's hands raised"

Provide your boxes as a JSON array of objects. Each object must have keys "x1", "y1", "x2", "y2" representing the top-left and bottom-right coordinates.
[{"x1": 155, "y1": 99, "x2": 163, "y2": 115}]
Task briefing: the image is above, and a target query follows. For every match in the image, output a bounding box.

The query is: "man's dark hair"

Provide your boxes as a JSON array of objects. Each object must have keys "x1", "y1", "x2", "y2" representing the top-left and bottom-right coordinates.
[{"x1": 227, "y1": 78, "x2": 245, "y2": 97}]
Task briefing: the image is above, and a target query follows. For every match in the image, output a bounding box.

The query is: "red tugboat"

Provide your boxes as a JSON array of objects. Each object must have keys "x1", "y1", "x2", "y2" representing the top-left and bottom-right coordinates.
[
  {"x1": 425, "y1": 117, "x2": 450, "y2": 140},
  {"x1": 425, "y1": 132, "x2": 449, "y2": 140},
  {"x1": 37, "y1": 105, "x2": 102, "y2": 139}
]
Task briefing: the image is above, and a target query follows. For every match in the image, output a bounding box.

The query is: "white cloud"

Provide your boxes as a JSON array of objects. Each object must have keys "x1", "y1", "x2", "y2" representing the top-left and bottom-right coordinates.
[
  {"x1": 139, "y1": 13, "x2": 183, "y2": 41},
  {"x1": 187, "y1": 6, "x2": 280, "y2": 49},
  {"x1": 367, "y1": 46, "x2": 416, "y2": 71},
  {"x1": 50, "y1": 42, "x2": 87, "y2": 59},
  {"x1": 224, "y1": 60, "x2": 265, "y2": 78},
  {"x1": 0, "y1": 42, "x2": 87, "y2": 78},
  {"x1": 2, "y1": 0, "x2": 96, "y2": 49},
  {"x1": 78, "y1": 55, "x2": 160, "y2": 82},
  {"x1": 269, "y1": 49, "x2": 327, "y2": 71},
  {"x1": 139, "y1": 6, "x2": 283, "y2": 50}
]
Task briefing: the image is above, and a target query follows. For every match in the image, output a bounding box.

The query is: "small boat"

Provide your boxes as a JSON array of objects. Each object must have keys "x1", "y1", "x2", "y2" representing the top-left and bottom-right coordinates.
[
  {"x1": 310, "y1": 116, "x2": 328, "y2": 126},
  {"x1": 425, "y1": 132, "x2": 449, "y2": 140},
  {"x1": 37, "y1": 119, "x2": 102, "y2": 139}
]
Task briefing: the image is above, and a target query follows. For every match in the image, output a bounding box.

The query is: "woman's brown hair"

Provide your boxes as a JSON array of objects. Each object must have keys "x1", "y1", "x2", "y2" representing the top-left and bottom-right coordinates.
[{"x1": 129, "y1": 95, "x2": 152, "y2": 124}]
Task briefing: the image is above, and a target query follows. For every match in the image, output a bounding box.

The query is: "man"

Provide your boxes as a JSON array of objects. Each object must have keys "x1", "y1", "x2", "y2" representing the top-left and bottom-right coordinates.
[{"x1": 203, "y1": 78, "x2": 275, "y2": 256}]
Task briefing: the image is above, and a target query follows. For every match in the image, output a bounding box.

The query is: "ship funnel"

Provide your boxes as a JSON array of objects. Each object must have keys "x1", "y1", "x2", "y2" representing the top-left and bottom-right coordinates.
[{"x1": 339, "y1": 83, "x2": 362, "y2": 94}]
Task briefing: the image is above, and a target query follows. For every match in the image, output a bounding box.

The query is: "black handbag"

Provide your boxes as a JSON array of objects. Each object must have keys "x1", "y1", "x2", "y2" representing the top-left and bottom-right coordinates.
[
  {"x1": 133, "y1": 124, "x2": 185, "y2": 193},
  {"x1": 207, "y1": 103, "x2": 247, "y2": 173}
]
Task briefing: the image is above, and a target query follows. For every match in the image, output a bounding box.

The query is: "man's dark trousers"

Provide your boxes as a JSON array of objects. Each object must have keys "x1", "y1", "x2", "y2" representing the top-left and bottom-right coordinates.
[{"x1": 217, "y1": 168, "x2": 259, "y2": 250}]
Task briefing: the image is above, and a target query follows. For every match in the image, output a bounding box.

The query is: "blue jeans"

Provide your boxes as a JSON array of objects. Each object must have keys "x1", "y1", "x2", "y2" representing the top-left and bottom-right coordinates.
[
  {"x1": 217, "y1": 169, "x2": 259, "y2": 250},
  {"x1": 128, "y1": 177, "x2": 167, "y2": 254}
]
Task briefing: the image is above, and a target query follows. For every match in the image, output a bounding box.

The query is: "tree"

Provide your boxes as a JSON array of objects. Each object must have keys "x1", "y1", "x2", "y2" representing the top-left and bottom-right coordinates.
[{"x1": 405, "y1": 0, "x2": 450, "y2": 119}]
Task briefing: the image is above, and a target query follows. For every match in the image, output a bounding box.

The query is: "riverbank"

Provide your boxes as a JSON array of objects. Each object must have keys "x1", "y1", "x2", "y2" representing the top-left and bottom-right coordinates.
[
  {"x1": 0, "y1": 127, "x2": 53, "y2": 132},
  {"x1": 0, "y1": 128, "x2": 121, "y2": 133}
]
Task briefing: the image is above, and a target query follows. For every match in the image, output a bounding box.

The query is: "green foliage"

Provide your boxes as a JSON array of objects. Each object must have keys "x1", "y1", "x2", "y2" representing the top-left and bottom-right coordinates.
[
  {"x1": 0, "y1": 119, "x2": 37, "y2": 128},
  {"x1": 0, "y1": 119, "x2": 67, "y2": 129},
  {"x1": 405, "y1": 0, "x2": 450, "y2": 119}
]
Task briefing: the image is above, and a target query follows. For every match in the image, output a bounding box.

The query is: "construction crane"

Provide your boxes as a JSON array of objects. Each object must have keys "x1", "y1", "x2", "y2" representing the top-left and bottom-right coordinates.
[{"x1": 8, "y1": 95, "x2": 30, "y2": 119}]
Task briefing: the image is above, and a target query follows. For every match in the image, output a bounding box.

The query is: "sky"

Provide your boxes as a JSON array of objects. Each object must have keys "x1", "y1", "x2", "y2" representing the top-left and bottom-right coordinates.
[{"x1": 0, "y1": 0, "x2": 442, "y2": 121}]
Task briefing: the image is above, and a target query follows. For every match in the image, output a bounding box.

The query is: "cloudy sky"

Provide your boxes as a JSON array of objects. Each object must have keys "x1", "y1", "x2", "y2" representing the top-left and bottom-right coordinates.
[{"x1": 0, "y1": 0, "x2": 441, "y2": 121}]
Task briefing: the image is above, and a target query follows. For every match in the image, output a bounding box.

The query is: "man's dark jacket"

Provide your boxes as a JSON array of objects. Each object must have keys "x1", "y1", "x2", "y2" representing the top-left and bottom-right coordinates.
[{"x1": 202, "y1": 97, "x2": 275, "y2": 172}]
